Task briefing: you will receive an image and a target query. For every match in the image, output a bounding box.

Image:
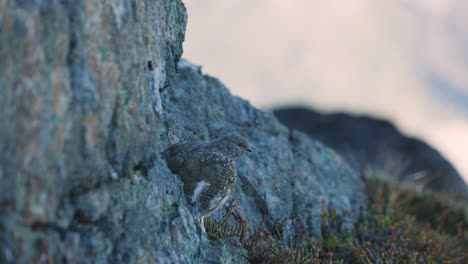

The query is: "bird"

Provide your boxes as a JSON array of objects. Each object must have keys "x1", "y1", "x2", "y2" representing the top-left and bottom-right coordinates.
[{"x1": 162, "y1": 134, "x2": 253, "y2": 232}]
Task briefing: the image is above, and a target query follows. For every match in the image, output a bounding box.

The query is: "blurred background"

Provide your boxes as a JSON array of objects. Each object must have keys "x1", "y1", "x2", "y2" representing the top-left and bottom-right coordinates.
[{"x1": 182, "y1": 0, "x2": 468, "y2": 183}]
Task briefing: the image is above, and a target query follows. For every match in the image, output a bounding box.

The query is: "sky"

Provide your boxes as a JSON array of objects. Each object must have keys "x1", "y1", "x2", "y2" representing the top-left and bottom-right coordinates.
[{"x1": 182, "y1": 0, "x2": 468, "y2": 183}]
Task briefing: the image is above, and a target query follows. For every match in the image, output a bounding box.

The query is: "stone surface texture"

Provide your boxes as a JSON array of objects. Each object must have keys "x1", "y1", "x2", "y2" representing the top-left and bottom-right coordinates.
[{"x1": 0, "y1": 1, "x2": 365, "y2": 263}]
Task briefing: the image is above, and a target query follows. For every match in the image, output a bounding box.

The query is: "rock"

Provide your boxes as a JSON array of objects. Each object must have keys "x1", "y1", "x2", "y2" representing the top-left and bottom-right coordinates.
[
  {"x1": 160, "y1": 61, "x2": 366, "y2": 241},
  {"x1": 289, "y1": 131, "x2": 365, "y2": 238},
  {"x1": 273, "y1": 107, "x2": 468, "y2": 195},
  {"x1": 0, "y1": 0, "x2": 187, "y2": 219},
  {"x1": 0, "y1": 1, "x2": 365, "y2": 262},
  {"x1": 0, "y1": 0, "x2": 190, "y2": 262},
  {"x1": 72, "y1": 189, "x2": 110, "y2": 223},
  {"x1": 201, "y1": 238, "x2": 249, "y2": 264}
]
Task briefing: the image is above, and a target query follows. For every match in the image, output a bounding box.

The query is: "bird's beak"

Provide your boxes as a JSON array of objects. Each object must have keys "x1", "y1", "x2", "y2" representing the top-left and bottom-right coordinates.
[{"x1": 247, "y1": 146, "x2": 253, "y2": 152}]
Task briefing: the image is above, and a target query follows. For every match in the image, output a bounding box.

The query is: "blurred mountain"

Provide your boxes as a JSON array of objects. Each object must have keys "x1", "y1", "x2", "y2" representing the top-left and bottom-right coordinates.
[{"x1": 274, "y1": 107, "x2": 468, "y2": 196}]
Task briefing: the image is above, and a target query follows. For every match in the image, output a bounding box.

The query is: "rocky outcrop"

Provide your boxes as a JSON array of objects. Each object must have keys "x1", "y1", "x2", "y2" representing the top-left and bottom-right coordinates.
[
  {"x1": 274, "y1": 107, "x2": 468, "y2": 195},
  {"x1": 161, "y1": 63, "x2": 365, "y2": 243},
  {"x1": 0, "y1": 1, "x2": 365, "y2": 263}
]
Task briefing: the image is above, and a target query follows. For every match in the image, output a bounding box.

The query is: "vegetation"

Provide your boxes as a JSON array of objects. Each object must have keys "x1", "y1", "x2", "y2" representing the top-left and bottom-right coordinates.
[{"x1": 205, "y1": 178, "x2": 468, "y2": 263}]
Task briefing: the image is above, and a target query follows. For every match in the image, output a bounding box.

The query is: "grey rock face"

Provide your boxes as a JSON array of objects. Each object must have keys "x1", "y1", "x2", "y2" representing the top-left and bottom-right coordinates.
[
  {"x1": 0, "y1": 1, "x2": 365, "y2": 263},
  {"x1": 0, "y1": 0, "x2": 191, "y2": 263},
  {"x1": 162, "y1": 134, "x2": 252, "y2": 218},
  {"x1": 160, "y1": 61, "x2": 366, "y2": 241}
]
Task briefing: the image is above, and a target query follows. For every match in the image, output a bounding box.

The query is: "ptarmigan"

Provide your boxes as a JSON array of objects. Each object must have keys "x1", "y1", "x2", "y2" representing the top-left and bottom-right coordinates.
[{"x1": 162, "y1": 134, "x2": 252, "y2": 232}]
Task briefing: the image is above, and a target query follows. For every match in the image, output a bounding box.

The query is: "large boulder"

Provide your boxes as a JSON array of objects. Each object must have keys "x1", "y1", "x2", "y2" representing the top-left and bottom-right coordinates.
[
  {"x1": 0, "y1": 1, "x2": 365, "y2": 262},
  {"x1": 161, "y1": 62, "x2": 366, "y2": 243},
  {"x1": 273, "y1": 107, "x2": 468, "y2": 195},
  {"x1": 0, "y1": 0, "x2": 187, "y2": 219}
]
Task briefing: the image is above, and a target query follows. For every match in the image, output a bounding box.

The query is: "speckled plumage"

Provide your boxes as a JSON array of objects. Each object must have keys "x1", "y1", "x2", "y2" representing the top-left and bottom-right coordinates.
[{"x1": 162, "y1": 134, "x2": 252, "y2": 217}]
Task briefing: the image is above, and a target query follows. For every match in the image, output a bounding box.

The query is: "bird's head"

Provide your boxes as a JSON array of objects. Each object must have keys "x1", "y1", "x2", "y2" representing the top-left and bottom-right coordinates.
[{"x1": 211, "y1": 134, "x2": 253, "y2": 159}]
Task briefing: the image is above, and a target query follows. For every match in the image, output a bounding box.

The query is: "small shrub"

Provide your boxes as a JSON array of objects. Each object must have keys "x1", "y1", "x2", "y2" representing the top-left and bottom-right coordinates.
[{"x1": 204, "y1": 178, "x2": 468, "y2": 264}]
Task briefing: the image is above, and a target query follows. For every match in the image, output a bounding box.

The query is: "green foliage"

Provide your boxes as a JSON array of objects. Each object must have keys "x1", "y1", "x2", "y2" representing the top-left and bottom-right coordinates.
[
  {"x1": 205, "y1": 178, "x2": 468, "y2": 264},
  {"x1": 355, "y1": 178, "x2": 467, "y2": 263}
]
